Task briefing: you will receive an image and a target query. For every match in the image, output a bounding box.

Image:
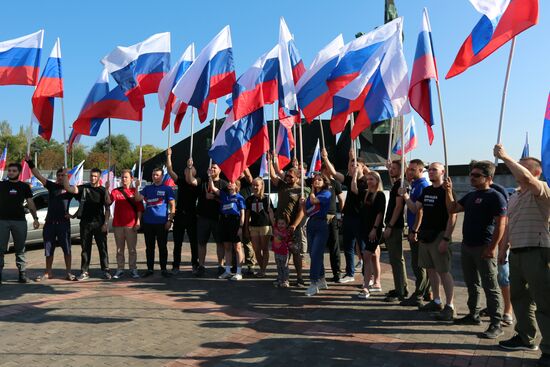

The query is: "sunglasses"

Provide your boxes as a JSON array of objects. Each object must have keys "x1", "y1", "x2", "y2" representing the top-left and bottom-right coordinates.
[{"x1": 469, "y1": 172, "x2": 486, "y2": 178}]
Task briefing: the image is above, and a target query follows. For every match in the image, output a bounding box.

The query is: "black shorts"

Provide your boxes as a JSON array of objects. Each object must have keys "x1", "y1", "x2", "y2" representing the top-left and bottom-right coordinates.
[
  {"x1": 43, "y1": 221, "x2": 71, "y2": 256},
  {"x1": 219, "y1": 215, "x2": 241, "y2": 243}
]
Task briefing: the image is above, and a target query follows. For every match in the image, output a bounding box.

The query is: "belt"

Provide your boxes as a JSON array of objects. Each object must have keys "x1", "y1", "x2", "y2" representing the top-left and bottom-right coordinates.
[{"x1": 511, "y1": 246, "x2": 546, "y2": 254}]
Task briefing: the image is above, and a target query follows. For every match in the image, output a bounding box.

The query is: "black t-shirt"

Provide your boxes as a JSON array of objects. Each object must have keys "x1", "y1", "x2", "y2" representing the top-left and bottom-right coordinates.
[
  {"x1": 342, "y1": 175, "x2": 368, "y2": 216},
  {"x1": 245, "y1": 194, "x2": 272, "y2": 227},
  {"x1": 458, "y1": 188, "x2": 507, "y2": 246},
  {"x1": 385, "y1": 179, "x2": 405, "y2": 228},
  {"x1": 0, "y1": 181, "x2": 33, "y2": 221},
  {"x1": 175, "y1": 177, "x2": 199, "y2": 216},
  {"x1": 418, "y1": 185, "x2": 450, "y2": 232},
  {"x1": 76, "y1": 184, "x2": 107, "y2": 223},
  {"x1": 45, "y1": 181, "x2": 73, "y2": 223},
  {"x1": 196, "y1": 177, "x2": 228, "y2": 220},
  {"x1": 360, "y1": 191, "x2": 386, "y2": 237},
  {"x1": 490, "y1": 183, "x2": 510, "y2": 202}
]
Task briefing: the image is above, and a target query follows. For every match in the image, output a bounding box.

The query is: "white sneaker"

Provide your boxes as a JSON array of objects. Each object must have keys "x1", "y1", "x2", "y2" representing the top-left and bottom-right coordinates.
[
  {"x1": 318, "y1": 278, "x2": 328, "y2": 290},
  {"x1": 305, "y1": 282, "x2": 319, "y2": 297},
  {"x1": 113, "y1": 270, "x2": 124, "y2": 279},
  {"x1": 355, "y1": 260, "x2": 363, "y2": 270},
  {"x1": 230, "y1": 273, "x2": 243, "y2": 281},
  {"x1": 339, "y1": 275, "x2": 355, "y2": 284},
  {"x1": 218, "y1": 271, "x2": 233, "y2": 279},
  {"x1": 130, "y1": 269, "x2": 140, "y2": 279}
]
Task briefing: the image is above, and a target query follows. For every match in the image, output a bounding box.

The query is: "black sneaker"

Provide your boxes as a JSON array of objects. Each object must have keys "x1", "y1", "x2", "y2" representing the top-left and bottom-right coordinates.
[
  {"x1": 538, "y1": 353, "x2": 550, "y2": 367},
  {"x1": 217, "y1": 266, "x2": 225, "y2": 276},
  {"x1": 142, "y1": 270, "x2": 154, "y2": 278},
  {"x1": 103, "y1": 271, "x2": 112, "y2": 280},
  {"x1": 499, "y1": 334, "x2": 539, "y2": 351},
  {"x1": 386, "y1": 289, "x2": 398, "y2": 297},
  {"x1": 479, "y1": 308, "x2": 489, "y2": 317},
  {"x1": 331, "y1": 274, "x2": 341, "y2": 283},
  {"x1": 419, "y1": 300, "x2": 444, "y2": 312},
  {"x1": 454, "y1": 313, "x2": 482, "y2": 325},
  {"x1": 400, "y1": 295, "x2": 423, "y2": 307},
  {"x1": 195, "y1": 265, "x2": 206, "y2": 277},
  {"x1": 18, "y1": 271, "x2": 30, "y2": 284},
  {"x1": 161, "y1": 270, "x2": 172, "y2": 278},
  {"x1": 295, "y1": 278, "x2": 306, "y2": 288},
  {"x1": 436, "y1": 305, "x2": 456, "y2": 321},
  {"x1": 479, "y1": 323, "x2": 504, "y2": 339}
]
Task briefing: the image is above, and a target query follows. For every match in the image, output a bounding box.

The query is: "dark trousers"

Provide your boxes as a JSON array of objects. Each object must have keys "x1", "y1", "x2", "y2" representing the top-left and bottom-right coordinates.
[
  {"x1": 326, "y1": 216, "x2": 341, "y2": 277},
  {"x1": 80, "y1": 221, "x2": 109, "y2": 273},
  {"x1": 410, "y1": 240, "x2": 430, "y2": 298},
  {"x1": 172, "y1": 212, "x2": 198, "y2": 269},
  {"x1": 143, "y1": 223, "x2": 168, "y2": 271}
]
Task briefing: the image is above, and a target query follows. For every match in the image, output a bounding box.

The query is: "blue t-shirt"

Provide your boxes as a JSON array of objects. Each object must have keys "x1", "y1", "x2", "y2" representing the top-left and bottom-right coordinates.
[
  {"x1": 458, "y1": 188, "x2": 507, "y2": 246},
  {"x1": 407, "y1": 177, "x2": 430, "y2": 228},
  {"x1": 306, "y1": 189, "x2": 331, "y2": 219},
  {"x1": 219, "y1": 190, "x2": 246, "y2": 216},
  {"x1": 140, "y1": 184, "x2": 175, "y2": 224}
]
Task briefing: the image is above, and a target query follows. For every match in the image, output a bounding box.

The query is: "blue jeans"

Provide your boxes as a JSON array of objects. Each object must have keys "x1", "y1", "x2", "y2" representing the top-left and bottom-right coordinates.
[
  {"x1": 307, "y1": 217, "x2": 329, "y2": 282},
  {"x1": 342, "y1": 215, "x2": 364, "y2": 277}
]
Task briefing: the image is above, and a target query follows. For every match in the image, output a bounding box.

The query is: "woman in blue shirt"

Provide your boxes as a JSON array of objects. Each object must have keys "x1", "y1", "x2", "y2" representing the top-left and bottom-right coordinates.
[{"x1": 303, "y1": 173, "x2": 332, "y2": 297}]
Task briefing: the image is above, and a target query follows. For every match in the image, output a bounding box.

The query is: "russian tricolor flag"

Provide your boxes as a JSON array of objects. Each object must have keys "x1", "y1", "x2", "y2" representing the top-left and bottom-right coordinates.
[
  {"x1": 392, "y1": 116, "x2": 418, "y2": 155},
  {"x1": 68, "y1": 160, "x2": 85, "y2": 186},
  {"x1": 32, "y1": 39, "x2": 63, "y2": 142},
  {"x1": 307, "y1": 140, "x2": 322, "y2": 178},
  {"x1": 542, "y1": 93, "x2": 550, "y2": 186},
  {"x1": 296, "y1": 35, "x2": 344, "y2": 123},
  {"x1": 162, "y1": 165, "x2": 176, "y2": 187},
  {"x1": 278, "y1": 17, "x2": 305, "y2": 127},
  {"x1": 72, "y1": 68, "x2": 110, "y2": 140},
  {"x1": 409, "y1": 8, "x2": 437, "y2": 145},
  {"x1": 80, "y1": 85, "x2": 143, "y2": 122},
  {"x1": 209, "y1": 108, "x2": 269, "y2": 183},
  {"x1": 276, "y1": 122, "x2": 295, "y2": 169},
  {"x1": 158, "y1": 43, "x2": 195, "y2": 132},
  {"x1": 0, "y1": 146, "x2": 7, "y2": 179},
  {"x1": 0, "y1": 30, "x2": 43, "y2": 86},
  {"x1": 232, "y1": 45, "x2": 279, "y2": 121},
  {"x1": 67, "y1": 129, "x2": 81, "y2": 154},
  {"x1": 172, "y1": 26, "x2": 236, "y2": 123},
  {"x1": 102, "y1": 32, "x2": 171, "y2": 110},
  {"x1": 446, "y1": 0, "x2": 538, "y2": 79}
]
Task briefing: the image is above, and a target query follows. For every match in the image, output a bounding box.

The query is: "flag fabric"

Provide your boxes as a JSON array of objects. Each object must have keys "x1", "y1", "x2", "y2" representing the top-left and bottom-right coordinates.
[
  {"x1": 258, "y1": 153, "x2": 269, "y2": 178},
  {"x1": 101, "y1": 32, "x2": 171, "y2": 110},
  {"x1": 209, "y1": 108, "x2": 269, "y2": 182},
  {"x1": 71, "y1": 68, "x2": 110, "y2": 141},
  {"x1": 158, "y1": 43, "x2": 195, "y2": 132},
  {"x1": 67, "y1": 129, "x2": 81, "y2": 153},
  {"x1": 162, "y1": 165, "x2": 176, "y2": 187},
  {"x1": 131, "y1": 163, "x2": 137, "y2": 177},
  {"x1": 307, "y1": 140, "x2": 322, "y2": 177},
  {"x1": 521, "y1": 132, "x2": 529, "y2": 159},
  {"x1": 19, "y1": 159, "x2": 32, "y2": 182},
  {"x1": 278, "y1": 18, "x2": 306, "y2": 127},
  {"x1": 32, "y1": 39, "x2": 63, "y2": 141},
  {"x1": 100, "y1": 168, "x2": 114, "y2": 192},
  {"x1": 67, "y1": 160, "x2": 85, "y2": 186},
  {"x1": 392, "y1": 116, "x2": 418, "y2": 155},
  {"x1": 30, "y1": 175, "x2": 43, "y2": 188},
  {"x1": 446, "y1": 0, "x2": 539, "y2": 79},
  {"x1": 409, "y1": 8, "x2": 437, "y2": 145},
  {"x1": 543, "y1": 93, "x2": 550, "y2": 186},
  {"x1": 275, "y1": 122, "x2": 295, "y2": 169},
  {"x1": 0, "y1": 30, "x2": 44, "y2": 86},
  {"x1": 232, "y1": 45, "x2": 279, "y2": 121},
  {"x1": 296, "y1": 35, "x2": 344, "y2": 123},
  {"x1": 172, "y1": 26, "x2": 236, "y2": 122},
  {"x1": 0, "y1": 146, "x2": 7, "y2": 179}
]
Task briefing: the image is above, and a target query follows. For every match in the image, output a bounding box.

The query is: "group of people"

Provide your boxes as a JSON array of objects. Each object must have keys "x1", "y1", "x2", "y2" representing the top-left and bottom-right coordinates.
[{"x1": 0, "y1": 143, "x2": 548, "y2": 366}]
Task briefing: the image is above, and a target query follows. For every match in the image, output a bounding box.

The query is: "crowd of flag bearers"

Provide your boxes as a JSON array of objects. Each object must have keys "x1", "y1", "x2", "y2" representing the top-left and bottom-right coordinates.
[{"x1": 0, "y1": 1, "x2": 549, "y2": 365}]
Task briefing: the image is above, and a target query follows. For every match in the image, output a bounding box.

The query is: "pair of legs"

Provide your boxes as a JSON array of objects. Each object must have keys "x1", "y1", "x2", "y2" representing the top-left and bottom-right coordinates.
[
  {"x1": 0, "y1": 220, "x2": 28, "y2": 279},
  {"x1": 42, "y1": 221, "x2": 72, "y2": 279},
  {"x1": 409, "y1": 239, "x2": 431, "y2": 299},
  {"x1": 420, "y1": 233, "x2": 454, "y2": 307},
  {"x1": 197, "y1": 216, "x2": 224, "y2": 268},
  {"x1": 223, "y1": 242, "x2": 243, "y2": 272},
  {"x1": 307, "y1": 218, "x2": 329, "y2": 283},
  {"x1": 325, "y1": 216, "x2": 341, "y2": 279},
  {"x1": 362, "y1": 246, "x2": 382, "y2": 289},
  {"x1": 173, "y1": 213, "x2": 198, "y2": 270},
  {"x1": 113, "y1": 226, "x2": 138, "y2": 270},
  {"x1": 80, "y1": 221, "x2": 109, "y2": 274},
  {"x1": 385, "y1": 227, "x2": 408, "y2": 297},
  {"x1": 342, "y1": 215, "x2": 363, "y2": 278},
  {"x1": 142, "y1": 223, "x2": 168, "y2": 271},
  {"x1": 250, "y1": 227, "x2": 270, "y2": 275},
  {"x1": 290, "y1": 218, "x2": 307, "y2": 281}
]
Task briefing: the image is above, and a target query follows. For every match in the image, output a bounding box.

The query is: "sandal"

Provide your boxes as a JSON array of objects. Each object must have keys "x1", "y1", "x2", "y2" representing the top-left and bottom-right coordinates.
[
  {"x1": 66, "y1": 273, "x2": 76, "y2": 281},
  {"x1": 357, "y1": 289, "x2": 371, "y2": 299},
  {"x1": 35, "y1": 274, "x2": 52, "y2": 282}
]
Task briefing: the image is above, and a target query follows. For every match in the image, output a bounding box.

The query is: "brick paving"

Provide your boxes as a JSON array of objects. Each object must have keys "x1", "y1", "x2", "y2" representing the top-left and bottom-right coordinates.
[{"x1": 0, "y1": 217, "x2": 542, "y2": 367}]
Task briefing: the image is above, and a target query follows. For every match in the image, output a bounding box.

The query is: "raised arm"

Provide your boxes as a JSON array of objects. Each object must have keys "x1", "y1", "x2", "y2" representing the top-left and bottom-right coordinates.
[
  {"x1": 208, "y1": 177, "x2": 220, "y2": 196},
  {"x1": 350, "y1": 168, "x2": 359, "y2": 195},
  {"x1": 184, "y1": 160, "x2": 199, "y2": 186},
  {"x1": 443, "y1": 177, "x2": 463, "y2": 214},
  {"x1": 242, "y1": 168, "x2": 253, "y2": 184},
  {"x1": 494, "y1": 144, "x2": 544, "y2": 196},
  {"x1": 166, "y1": 148, "x2": 179, "y2": 182},
  {"x1": 26, "y1": 156, "x2": 48, "y2": 186},
  {"x1": 134, "y1": 180, "x2": 144, "y2": 201},
  {"x1": 268, "y1": 151, "x2": 281, "y2": 186},
  {"x1": 62, "y1": 169, "x2": 78, "y2": 194},
  {"x1": 321, "y1": 148, "x2": 344, "y2": 183}
]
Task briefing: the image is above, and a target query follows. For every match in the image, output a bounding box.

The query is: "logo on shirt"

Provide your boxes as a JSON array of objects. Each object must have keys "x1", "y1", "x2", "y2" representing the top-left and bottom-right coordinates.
[
  {"x1": 9, "y1": 189, "x2": 18, "y2": 195},
  {"x1": 156, "y1": 190, "x2": 166, "y2": 197},
  {"x1": 475, "y1": 198, "x2": 483, "y2": 204}
]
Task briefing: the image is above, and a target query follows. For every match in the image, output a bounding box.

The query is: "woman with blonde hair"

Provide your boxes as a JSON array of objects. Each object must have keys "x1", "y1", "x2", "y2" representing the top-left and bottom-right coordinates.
[{"x1": 244, "y1": 177, "x2": 272, "y2": 277}]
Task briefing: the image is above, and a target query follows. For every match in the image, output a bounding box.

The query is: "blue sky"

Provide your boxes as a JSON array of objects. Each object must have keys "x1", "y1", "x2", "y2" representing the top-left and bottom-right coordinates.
[{"x1": 0, "y1": 0, "x2": 548, "y2": 165}]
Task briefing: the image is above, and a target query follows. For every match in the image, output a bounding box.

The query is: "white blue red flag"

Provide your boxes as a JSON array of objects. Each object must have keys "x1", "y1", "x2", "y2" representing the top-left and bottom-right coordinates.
[
  {"x1": 409, "y1": 8, "x2": 437, "y2": 145},
  {"x1": 68, "y1": 160, "x2": 85, "y2": 186},
  {"x1": 307, "y1": 140, "x2": 322, "y2": 177},
  {"x1": 158, "y1": 43, "x2": 195, "y2": 132},
  {"x1": 521, "y1": 132, "x2": 529, "y2": 159},
  {"x1": 102, "y1": 32, "x2": 171, "y2": 110},
  {"x1": 209, "y1": 108, "x2": 269, "y2": 182},
  {"x1": 100, "y1": 167, "x2": 115, "y2": 192},
  {"x1": 543, "y1": 93, "x2": 550, "y2": 186},
  {"x1": 0, "y1": 30, "x2": 43, "y2": 86},
  {"x1": 296, "y1": 35, "x2": 344, "y2": 122},
  {"x1": 19, "y1": 159, "x2": 32, "y2": 182},
  {"x1": 447, "y1": 0, "x2": 538, "y2": 79},
  {"x1": 162, "y1": 165, "x2": 176, "y2": 187},
  {"x1": 275, "y1": 122, "x2": 295, "y2": 169},
  {"x1": 67, "y1": 129, "x2": 81, "y2": 154},
  {"x1": 258, "y1": 153, "x2": 269, "y2": 178},
  {"x1": 232, "y1": 45, "x2": 279, "y2": 121},
  {"x1": 172, "y1": 26, "x2": 236, "y2": 122},
  {"x1": 0, "y1": 146, "x2": 7, "y2": 179},
  {"x1": 392, "y1": 116, "x2": 418, "y2": 155},
  {"x1": 32, "y1": 38, "x2": 63, "y2": 141}
]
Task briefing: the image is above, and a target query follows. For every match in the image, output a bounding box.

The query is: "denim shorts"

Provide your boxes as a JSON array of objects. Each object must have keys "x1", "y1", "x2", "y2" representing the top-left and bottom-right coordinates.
[{"x1": 497, "y1": 261, "x2": 510, "y2": 287}]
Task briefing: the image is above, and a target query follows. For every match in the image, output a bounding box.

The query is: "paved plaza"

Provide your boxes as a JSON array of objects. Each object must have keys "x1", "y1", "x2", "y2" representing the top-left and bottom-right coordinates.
[{"x1": 0, "y1": 220, "x2": 542, "y2": 367}]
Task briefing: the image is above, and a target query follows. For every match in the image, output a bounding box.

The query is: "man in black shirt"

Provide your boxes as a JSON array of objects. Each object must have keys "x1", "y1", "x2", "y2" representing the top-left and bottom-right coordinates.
[
  {"x1": 166, "y1": 149, "x2": 199, "y2": 274},
  {"x1": 28, "y1": 159, "x2": 75, "y2": 281},
  {"x1": 401, "y1": 162, "x2": 457, "y2": 320},
  {"x1": 383, "y1": 160, "x2": 408, "y2": 302},
  {"x1": 64, "y1": 168, "x2": 111, "y2": 281},
  {"x1": 0, "y1": 162, "x2": 39, "y2": 284}
]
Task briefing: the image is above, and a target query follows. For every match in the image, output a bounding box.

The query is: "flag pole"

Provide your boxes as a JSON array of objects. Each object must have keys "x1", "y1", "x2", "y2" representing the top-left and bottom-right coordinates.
[
  {"x1": 298, "y1": 118, "x2": 304, "y2": 197},
  {"x1": 435, "y1": 80, "x2": 449, "y2": 177},
  {"x1": 189, "y1": 107, "x2": 195, "y2": 160},
  {"x1": 400, "y1": 115, "x2": 405, "y2": 188},
  {"x1": 209, "y1": 100, "x2": 218, "y2": 168},
  {"x1": 318, "y1": 116, "x2": 326, "y2": 149},
  {"x1": 293, "y1": 123, "x2": 297, "y2": 160},
  {"x1": 167, "y1": 116, "x2": 172, "y2": 150},
  {"x1": 269, "y1": 104, "x2": 276, "y2": 197},
  {"x1": 494, "y1": 37, "x2": 517, "y2": 165},
  {"x1": 387, "y1": 118, "x2": 394, "y2": 161},
  {"x1": 108, "y1": 118, "x2": 112, "y2": 170},
  {"x1": 27, "y1": 85, "x2": 37, "y2": 156},
  {"x1": 350, "y1": 113, "x2": 357, "y2": 166},
  {"x1": 58, "y1": 39, "x2": 68, "y2": 168},
  {"x1": 138, "y1": 119, "x2": 143, "y2": 183}
]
